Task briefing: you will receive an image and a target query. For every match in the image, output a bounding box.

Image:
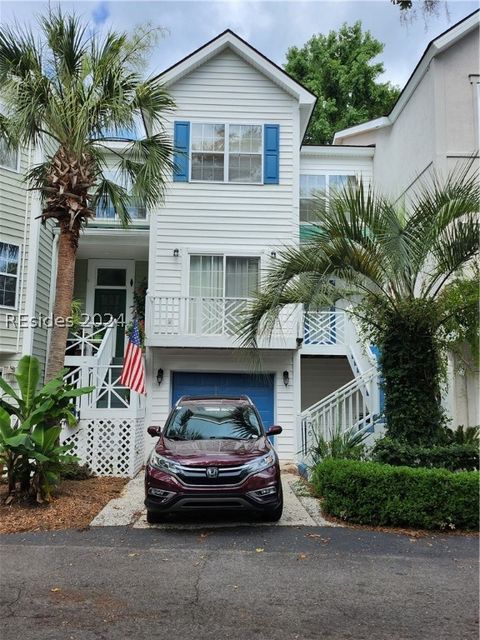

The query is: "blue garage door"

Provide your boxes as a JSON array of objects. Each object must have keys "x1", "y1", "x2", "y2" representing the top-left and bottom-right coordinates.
[{"x1": 171, "y1": 372, "x2": 275, "y2": 429}]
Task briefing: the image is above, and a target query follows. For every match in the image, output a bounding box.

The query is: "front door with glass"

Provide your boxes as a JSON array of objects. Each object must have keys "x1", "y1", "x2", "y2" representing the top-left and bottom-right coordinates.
[{"x1": 87, "y1": 260, "x2": 134, "y2": 357}]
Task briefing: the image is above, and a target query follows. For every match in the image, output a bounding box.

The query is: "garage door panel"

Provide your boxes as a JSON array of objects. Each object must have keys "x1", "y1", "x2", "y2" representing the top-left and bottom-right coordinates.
[{"x1": 171, "y1": 372, "x2": 275, "y2": 428}]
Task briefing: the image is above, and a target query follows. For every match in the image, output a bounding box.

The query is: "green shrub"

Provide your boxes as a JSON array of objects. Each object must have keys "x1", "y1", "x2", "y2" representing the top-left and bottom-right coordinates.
[
  {"x1": 372, "y1": 437, "x2": 479, "y2": 471},
  {"x1": 312, "y1": 459, "x2": 479, "y2": 530},
  {"x1": 310, "y1": 424, "x2": 369, "y2": 465},
  {"x1": 60, "y1": 461, "x2": 94, "y2": 480},
  {"x1": 0, "y1": 355, "x2": 93, "y2": 502},
  {"x1": 444, "y1": 425, "x2": 479, "y2": 445}
]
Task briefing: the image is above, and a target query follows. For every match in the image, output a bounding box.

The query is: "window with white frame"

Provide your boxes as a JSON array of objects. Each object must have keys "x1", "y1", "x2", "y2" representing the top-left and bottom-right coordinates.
[
  {"x1": 0, "y1": 138, "x2": 19, "y2": 171},
  {"x1": 228, "y1": 125, "x2": 262, "y2": 183},
  {"x1": 0, "y1": 242, "x2": 20, "y2": 307},
  {"x1": 191, "y1": 123, "x2": 262, "y2": 183},
  {"x1": 189, "y1": 255, "x2": 260, "y2": 298},
  {"x1": 191, "y1": 124, "x2": 225, "y2": 182},
  {"x1": 300, "y1": 174, "x2": 356, "y2": 223}
]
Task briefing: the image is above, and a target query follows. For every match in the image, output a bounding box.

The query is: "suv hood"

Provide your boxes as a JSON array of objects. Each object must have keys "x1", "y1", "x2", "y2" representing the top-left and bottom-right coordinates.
[{"x1": 155, "y1": 436, "x2": 270, "y2": 466}]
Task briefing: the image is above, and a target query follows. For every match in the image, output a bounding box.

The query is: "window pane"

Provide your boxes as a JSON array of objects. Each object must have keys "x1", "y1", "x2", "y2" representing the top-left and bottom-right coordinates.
[
  {"x1": 229, "y1": 125, "x2": 261, "y2": 153},
  {"x1": 97, "y1": 268, "x2": 126, "y2": 286},
  {"x1": 0, "y1": 274, "x2": 16, "y2": 306},
  {"x1": 228, "y1": 154, "x2": 262, "y2": 183},
  {"x1": 226, "y1": 257, "x2": 259, "y2": 298},
  {"x1": 329, "y1": 174, "x2": 356, "y2": 192},
  {"x1": 0, "y1": 139, "x2": 18, "y2": 170},
  {"x1": 300, "y1": 175, "x2": 327, "y2": 222},
  {"x1": 192, "y1": 153, "x2": 224, "y2": 181},
  {"x1": 189, "y1": 255, "x2": 224, "y2": 297},
  {"x1": 192, "y1": 124, "x2": 224, "y2": 152},
  {"x1": 0, "y1": 243, "x2": 19, "y2": 276},
  {"x1": 300, "y1": 174, "x2": 326, "y2": 198}
]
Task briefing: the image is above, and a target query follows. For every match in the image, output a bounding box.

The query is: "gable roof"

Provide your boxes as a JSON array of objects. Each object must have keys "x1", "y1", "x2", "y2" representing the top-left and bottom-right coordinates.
[
  {"x1": 333, "y1": 9, "x2": 480, "y2": 144},
  {"x1": 157, "y1": 29, "x2": 316, "y2": 140}
]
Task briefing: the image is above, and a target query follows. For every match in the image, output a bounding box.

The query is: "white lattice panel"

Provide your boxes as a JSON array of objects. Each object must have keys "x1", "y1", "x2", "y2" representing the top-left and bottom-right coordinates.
[{"x1": 61, "y1": 415, "x2": 145, "y2": 477}]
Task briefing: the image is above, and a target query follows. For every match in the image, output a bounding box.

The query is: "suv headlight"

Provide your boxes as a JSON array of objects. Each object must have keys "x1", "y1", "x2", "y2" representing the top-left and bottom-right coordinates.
[
  {"x1": 149, "y1": 452, "x2": 182, "y2": 475},
  {"x1": 245, "y1": 452, "x2": 275, "y2": 474}
]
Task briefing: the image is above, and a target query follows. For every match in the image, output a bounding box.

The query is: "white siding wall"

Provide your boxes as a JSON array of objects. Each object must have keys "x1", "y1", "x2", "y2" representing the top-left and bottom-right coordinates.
[
  {"x1": 300, "y1": 151, "x2": 373, "y2": 185},
  {"x1": 147, "y1": 348, "x2": 298, "y2": 461},
  {"x1": 150, "y1": 48, "x2": 300, "y2": 300},
  {"x1": 0, "y1": 147, "x2": 31, "y2": 367},
  {"x1": 301, "y1": 356, "x2": 354, "y2": 411}
]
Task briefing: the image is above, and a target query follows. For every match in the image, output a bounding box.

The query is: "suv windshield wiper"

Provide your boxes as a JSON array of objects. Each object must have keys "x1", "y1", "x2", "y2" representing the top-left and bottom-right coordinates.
[{"x1": 165, "y1": 435, "x2": 187, "y2": 441}]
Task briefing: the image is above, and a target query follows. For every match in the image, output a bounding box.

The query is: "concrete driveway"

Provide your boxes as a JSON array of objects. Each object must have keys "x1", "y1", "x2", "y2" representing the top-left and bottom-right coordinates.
[
  {"x1": 1, "y1": 525, "x2": 478, "y2": 640},
  {"x1": 90, "y1": 469, "x2": 337, "y2": 528}
]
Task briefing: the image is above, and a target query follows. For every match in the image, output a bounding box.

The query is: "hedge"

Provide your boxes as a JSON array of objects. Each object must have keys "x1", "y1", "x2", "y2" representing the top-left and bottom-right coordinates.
[
  {"x1": 312, "y1": 459, "x2": 479, "y2": 530},
  {"x1": 372, "y1": 438, "x2": 479, "y2": 472}
]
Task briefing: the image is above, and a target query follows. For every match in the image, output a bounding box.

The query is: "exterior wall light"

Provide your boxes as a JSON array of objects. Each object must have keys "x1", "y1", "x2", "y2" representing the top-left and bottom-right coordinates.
[
  {"x1": 156, "y1": 368, "x2": 164, "y2": 385},
  {"x1": 173, "y1": 249, "x2": 179, "y2": 257},
  {"x1": 270, "y1": 251, "x2": 277, "y2": 258},
  {"x1": 282, "y1": 370, "x2": 289, "y2": 387}
]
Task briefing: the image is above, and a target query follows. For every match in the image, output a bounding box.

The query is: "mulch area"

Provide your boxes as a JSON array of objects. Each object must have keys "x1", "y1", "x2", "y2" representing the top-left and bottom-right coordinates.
[{"x1": 0, "y1": 477, "x2": 128, "y2": 535}]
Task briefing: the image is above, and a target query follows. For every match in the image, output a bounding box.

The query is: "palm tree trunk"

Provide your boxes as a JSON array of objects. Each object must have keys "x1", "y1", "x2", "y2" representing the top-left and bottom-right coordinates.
[{"x1": 45, "y1": 228, "x2": 77, "y2": 381}]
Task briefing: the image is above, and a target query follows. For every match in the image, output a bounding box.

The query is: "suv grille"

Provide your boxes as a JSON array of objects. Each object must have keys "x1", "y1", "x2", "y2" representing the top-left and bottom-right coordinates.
[{"x1": 176, "y1": 463, "x2": 250, "y2": 486}]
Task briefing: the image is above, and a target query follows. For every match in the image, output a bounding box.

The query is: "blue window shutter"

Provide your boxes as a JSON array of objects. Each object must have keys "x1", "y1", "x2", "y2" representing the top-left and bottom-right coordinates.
[
  {"x1": 173, "y1": 121, "x2": 190, "y2": 182},
  {"x1": 264, "y1": 124, "x2": 279, "y2": 184}
]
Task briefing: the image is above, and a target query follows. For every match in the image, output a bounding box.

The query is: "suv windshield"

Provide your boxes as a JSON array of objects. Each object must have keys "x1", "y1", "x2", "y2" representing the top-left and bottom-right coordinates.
[{"x1": 164, "y1": 403, "x2": 263, "y2": 441}]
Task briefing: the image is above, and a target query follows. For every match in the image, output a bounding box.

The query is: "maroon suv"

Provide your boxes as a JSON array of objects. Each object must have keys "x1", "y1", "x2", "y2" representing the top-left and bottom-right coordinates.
[{"x1": 145, "y1": 395, "x2": 283, "y2": 523}]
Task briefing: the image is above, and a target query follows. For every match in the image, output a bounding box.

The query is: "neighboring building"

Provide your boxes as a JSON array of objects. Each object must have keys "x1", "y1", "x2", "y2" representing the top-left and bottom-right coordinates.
[
  {"x1": 334, "y1": 10, "x2": 480, "y2": 428},
  {"x1": 0, "y1": 139, "x2": 56, "y2": 382},
  {"x1": 0, "y1": 11, "x2": 478, "y2": 474}
]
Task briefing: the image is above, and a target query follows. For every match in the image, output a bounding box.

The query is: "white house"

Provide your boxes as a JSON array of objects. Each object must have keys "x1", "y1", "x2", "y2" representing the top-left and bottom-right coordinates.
[{"x1": 1, "y1": 11, "x2": 478, "y2": 475}]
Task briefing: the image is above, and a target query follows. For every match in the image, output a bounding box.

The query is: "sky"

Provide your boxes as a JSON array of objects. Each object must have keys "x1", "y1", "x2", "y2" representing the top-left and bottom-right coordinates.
[{"x1": 0, "y1": 0, "x2": 478, "y2": 88}]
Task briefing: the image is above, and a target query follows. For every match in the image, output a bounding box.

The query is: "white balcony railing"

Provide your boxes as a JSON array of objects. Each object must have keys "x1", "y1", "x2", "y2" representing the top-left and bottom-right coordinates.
[
  {"x1": 304, "y1": 310, "x2": 345, "y2": 345},
  {"x1": 146, "y1": 296, "x2": 300, "y2": 348},
  {"x1": 146, "y1": 297, "x2": 348, "y2": 348}
]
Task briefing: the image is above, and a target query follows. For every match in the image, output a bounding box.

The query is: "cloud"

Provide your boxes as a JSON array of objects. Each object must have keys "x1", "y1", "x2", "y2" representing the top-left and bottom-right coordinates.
[{"x1": 91, "y1": 1, "x2": 110, "y2": 26}]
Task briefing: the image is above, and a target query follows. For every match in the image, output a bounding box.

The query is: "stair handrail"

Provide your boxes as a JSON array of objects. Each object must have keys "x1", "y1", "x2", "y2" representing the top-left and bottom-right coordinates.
[{"x1": 301, "y1": 366, "x2": 377, "y2": 418}]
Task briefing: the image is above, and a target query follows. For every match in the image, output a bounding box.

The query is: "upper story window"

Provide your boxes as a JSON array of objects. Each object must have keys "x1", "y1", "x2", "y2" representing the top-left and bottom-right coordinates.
[
  {"x1": 95, "y1": 169, "x2": 146, "y2": 221},
  {"x1": 0, "y1": 242, "x2": 20, "y2": 308},
  {"x1": 191, "y1": 123, "x2": 263, "y2": 183},
  {"x1": 0, "y1": 138, "x2": 19, "y2": 171},
  {"x1": 300, "y1": 174, "x2": 356, "y2": 223},
  {"x1": 189, "y1": 255, "x2": 259, "y2": 298},
  {"x1": 228, "y1": 125, "x2": 262, "y2": 183},
  {"x1": 174, "y1": 121, "x2": 279, "y2": 185},
  {"x1": 191, "y1": 124, "x2": 225, "y2": 181}
]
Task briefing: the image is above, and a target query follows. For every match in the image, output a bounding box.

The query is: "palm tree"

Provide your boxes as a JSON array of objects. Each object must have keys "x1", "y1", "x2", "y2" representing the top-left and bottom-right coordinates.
[
  {"x1": 241, "y1": 165, "x2": 479, "y2": 445},
  {"x1": 0, "y1": 11, "x2": 174, "y2": 380}
]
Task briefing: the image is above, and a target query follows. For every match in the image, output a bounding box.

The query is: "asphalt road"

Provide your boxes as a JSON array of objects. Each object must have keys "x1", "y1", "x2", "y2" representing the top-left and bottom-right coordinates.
[{"x1": 1, "y1": 525, "x2": 478, "y2": 640}]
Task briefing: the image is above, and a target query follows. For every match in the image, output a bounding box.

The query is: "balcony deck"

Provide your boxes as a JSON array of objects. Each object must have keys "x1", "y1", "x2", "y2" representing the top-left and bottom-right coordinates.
[{"x1": 146, "y1": 296, "x2": 348, "y2": 353}]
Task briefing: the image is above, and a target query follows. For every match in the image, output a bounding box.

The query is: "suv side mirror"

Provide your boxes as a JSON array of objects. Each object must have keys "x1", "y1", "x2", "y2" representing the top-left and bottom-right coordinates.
[
  {"x1": 147, "y1": 426, "x2": 162, "y2": 438},
  {"x1": 266, "y1": 425, "x2": 283, "y2": 436}
]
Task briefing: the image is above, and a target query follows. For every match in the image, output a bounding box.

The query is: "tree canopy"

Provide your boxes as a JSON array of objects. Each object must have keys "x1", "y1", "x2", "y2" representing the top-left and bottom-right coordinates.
[
  {"x1": 0, "y1": 10, "x2": 174, "y2": 379},
  {"x1": 285, "y1": 22, "x2": 400, "y2": 145}
]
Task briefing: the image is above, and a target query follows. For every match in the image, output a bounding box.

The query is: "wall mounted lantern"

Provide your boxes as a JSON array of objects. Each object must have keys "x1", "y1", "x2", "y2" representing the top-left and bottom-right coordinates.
[{"x1": 156, "y1": 368, "x2": 164, "y2": 385}]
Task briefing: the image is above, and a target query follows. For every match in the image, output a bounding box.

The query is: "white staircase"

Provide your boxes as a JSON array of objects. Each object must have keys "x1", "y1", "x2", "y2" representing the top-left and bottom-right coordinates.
[
  {"x1": 299, "y1": 314, "x2": 383, "y2": 468},
  {"x1": 61, "y1": 321, "x2": 146, "y2": 477}
]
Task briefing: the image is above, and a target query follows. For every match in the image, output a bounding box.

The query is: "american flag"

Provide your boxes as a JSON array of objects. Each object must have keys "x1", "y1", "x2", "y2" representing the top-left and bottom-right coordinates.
[{"x1": 120, "y1": 319, "x2": 146, "y2": 395}]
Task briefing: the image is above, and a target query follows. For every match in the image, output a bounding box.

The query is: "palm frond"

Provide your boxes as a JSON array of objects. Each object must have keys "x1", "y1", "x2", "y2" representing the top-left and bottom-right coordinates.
[{"x1": 91, "y1": 178, "x2": 131, "y2": 227}]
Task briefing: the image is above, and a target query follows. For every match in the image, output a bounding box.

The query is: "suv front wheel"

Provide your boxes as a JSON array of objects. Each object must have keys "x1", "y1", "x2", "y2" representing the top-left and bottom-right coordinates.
[{"x1": 260, "y1": 489, "x2": 283, "y2": 522}]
